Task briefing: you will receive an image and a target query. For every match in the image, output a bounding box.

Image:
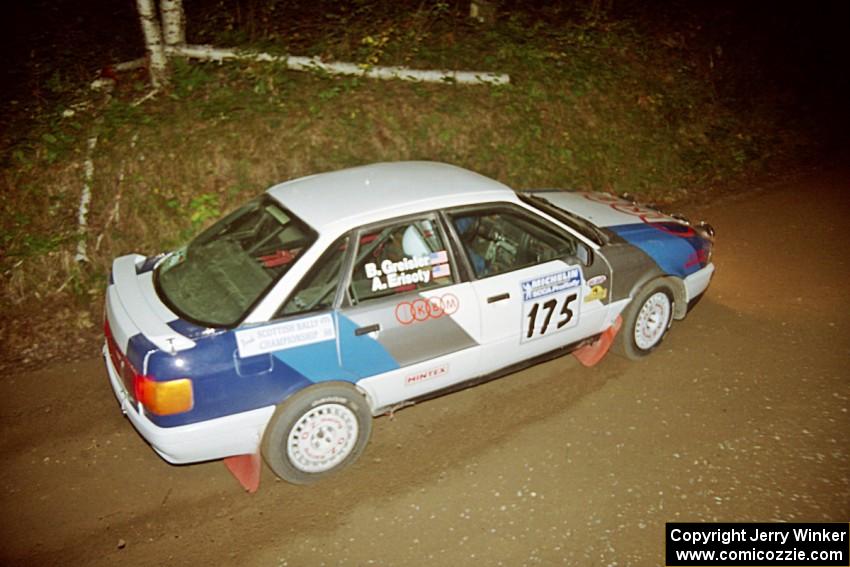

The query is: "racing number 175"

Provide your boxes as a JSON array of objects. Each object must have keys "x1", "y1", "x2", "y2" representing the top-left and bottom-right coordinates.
[{"x1": 526, "y1": 293, "x2": 577, "y2": 339}]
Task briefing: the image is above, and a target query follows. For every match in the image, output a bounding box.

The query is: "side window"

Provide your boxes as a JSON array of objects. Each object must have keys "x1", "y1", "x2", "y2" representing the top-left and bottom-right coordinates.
[
  {"x1": 349, "y1": 217, "x2": 455, "y2": 304},
  {"x1": 449, "y1": 207, "x2": 578, "y2": 279},
  {"x1": 277, "y1": 235, "x2": 349, "y2": 316}
]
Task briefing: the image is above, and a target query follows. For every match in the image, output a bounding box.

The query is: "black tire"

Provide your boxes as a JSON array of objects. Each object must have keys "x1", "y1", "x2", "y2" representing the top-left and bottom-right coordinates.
[
  {"x1": 613, "y1": 282, "x2": 675, "y2": 360},
  {"x1": 262, "y1": 382, "x2": 373, "y2": 484}
]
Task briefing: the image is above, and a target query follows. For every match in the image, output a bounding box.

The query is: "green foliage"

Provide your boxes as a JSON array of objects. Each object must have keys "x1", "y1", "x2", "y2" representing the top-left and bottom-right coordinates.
[
  {"x1": 5, "y1": 232, "x2": 66, "y2": 259},
  {"x1": 101, "y1": 100, "x2": 148, "y2": 136},
  {"x1": 171, "y1": 58, "x2": 213, "y2": 99},
  {"x1": 189, "y1": 194, "x2": 221, "y2": 228},
  {"x1": 0, "y1": 3, "x2": 809, "y2": 311}
]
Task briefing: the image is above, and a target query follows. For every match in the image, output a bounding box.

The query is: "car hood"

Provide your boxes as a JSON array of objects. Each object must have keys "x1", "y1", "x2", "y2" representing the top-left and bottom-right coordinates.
[
  {"x1": 526, "y1": 189, "x2": 683, "y2": 228},
  {"x1": 528, "y1": 190, "x2": 712, "y2": 278}
]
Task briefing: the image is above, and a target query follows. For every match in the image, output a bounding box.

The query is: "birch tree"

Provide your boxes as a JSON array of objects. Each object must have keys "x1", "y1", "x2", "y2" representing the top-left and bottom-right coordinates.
[
  {"x1": 136, "y1": 0, "x2": 169, "y2": 87},
  {"x1": 160, "y1": 0, "x2": 186, "y2": 46},
  {"x1": 125, "y1": 0, "x2": 507, "y2": 89}
]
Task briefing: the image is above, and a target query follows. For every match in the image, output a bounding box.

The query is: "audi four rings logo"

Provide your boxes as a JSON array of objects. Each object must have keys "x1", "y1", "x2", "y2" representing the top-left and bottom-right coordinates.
[{"x1": 395, "y1": 294, "x2": 460, "y2": 325}]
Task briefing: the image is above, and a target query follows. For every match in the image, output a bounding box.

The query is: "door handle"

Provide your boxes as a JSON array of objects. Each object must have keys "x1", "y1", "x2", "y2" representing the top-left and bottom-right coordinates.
[
  {"x1": 487, "y1": 292, "x2": 510, "y2": 303},
  {"x1": 355, "y1": 323, "x2": 381, "y2": 336}
]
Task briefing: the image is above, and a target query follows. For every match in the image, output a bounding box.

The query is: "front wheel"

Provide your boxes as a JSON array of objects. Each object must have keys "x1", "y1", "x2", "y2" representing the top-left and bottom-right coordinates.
[
  {"x1": 614, "y1": 283, "x2": 674, "y2": 360},
  {"x1": 262, "y1": 383, "x2": 373, "y2": 484}
]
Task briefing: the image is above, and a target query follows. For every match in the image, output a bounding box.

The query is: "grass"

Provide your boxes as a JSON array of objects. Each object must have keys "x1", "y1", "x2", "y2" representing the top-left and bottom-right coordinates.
[{"x1": 0, "y1": 2, "x2": 813, "y2": 366}]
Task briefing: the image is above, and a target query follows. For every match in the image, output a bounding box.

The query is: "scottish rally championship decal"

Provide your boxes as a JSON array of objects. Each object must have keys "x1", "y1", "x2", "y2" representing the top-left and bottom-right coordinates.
[{"x1": 235, "y1": 313, "x2": 336, "y2": 358}]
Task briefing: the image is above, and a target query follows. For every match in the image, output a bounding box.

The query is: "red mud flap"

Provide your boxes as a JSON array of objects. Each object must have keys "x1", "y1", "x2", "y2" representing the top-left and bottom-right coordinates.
[
  {"x1": 223, "y1": 453, "x2": 261, "y2": 493},
  {"x1": 572, "y1": 316, "x2": 622, "y2": 367}
]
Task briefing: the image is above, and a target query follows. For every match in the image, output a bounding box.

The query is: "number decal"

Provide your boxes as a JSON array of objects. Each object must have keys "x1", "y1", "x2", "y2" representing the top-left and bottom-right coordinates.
[
  {"x1": 526, "y1": 302, "x2": 538, "y2": 339},
  {"x1": 523, "y1": 292, "x2": 578, "y2": 342},
  {"x1": 540, "y1": 298, "x2": 557, "y2": 335},
  {"x1": 558, "y1": 293, "x2": 576, "y2": 328}
]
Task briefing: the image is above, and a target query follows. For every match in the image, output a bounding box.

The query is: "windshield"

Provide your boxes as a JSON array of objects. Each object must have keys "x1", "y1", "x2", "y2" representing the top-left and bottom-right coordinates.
[
  {"x1": 518, "y1": 192, "x2": 608, "y2": 245},
  {"x1": 156, "y1": 196, "x2": 316, "y2": 327}
]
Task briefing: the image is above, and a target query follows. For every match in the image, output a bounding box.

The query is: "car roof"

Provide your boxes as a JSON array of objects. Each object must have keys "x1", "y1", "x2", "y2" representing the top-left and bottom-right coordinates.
[{"x1": 266, "y1": 161, "x2": 516, "y2": 234}]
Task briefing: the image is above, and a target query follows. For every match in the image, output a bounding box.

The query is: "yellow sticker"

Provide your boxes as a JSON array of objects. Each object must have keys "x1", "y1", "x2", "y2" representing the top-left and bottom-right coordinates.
[{"x1": 584, "y1": 285, "x2": 608, "y2": 303}]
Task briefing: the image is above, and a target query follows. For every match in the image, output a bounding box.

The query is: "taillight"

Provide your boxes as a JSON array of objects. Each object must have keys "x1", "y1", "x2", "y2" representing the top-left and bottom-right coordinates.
[{"x1": 134, "y1": 374, "x2": 194, "y2": 415}]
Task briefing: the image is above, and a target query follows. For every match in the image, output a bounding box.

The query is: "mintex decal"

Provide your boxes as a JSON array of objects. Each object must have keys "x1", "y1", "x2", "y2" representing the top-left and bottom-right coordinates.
[
  {"x1": 364, "y1": 249, "x2": 450, "y2": 292},
  {"x1": 521, "y1": 268, "x2": 581, "y2": 302},
  {"x1": 235, "y1": 314, "x2": 336, "y2": 358},
  {"x1": 395, "y1": 293, "x2": 459, "y2": 325},
  {"x1": 405, "y1": 364, "x2": 449, "y2": 386}
]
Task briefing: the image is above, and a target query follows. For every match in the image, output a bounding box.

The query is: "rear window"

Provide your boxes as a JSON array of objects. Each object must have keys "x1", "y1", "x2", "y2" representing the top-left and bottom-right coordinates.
[{"x1": 156, "y1": 196, "x2": 316, "y2": 327}]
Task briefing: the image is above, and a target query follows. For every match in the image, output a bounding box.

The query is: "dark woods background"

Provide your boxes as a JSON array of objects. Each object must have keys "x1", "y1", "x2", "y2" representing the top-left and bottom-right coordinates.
[{"x1": 4, "y1": 0, "x2": 849, "y2": 147}]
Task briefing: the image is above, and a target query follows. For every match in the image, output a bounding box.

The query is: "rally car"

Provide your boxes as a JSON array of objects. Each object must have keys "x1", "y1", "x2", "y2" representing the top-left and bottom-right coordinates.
[{"x1": 104, "y1": 161, "x2": 714, "y2": 487}]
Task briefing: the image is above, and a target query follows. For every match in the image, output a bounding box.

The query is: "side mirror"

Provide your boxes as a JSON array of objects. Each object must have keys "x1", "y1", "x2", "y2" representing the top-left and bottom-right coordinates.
[{"x1": 577, "y1": 243, "x2": 593, "y2": 266}]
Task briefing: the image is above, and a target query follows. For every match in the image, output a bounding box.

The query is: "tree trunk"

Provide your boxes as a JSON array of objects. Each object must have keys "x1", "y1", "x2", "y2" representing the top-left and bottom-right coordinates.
[
  {"x1": 167, "y1": 44, "x2": 510, "y2": 85},
  {"x1": 160, "y1": 0, "x2": 186, "y2": 46},
  {"x1": 136, "y1": 0, "x2": 169, "y2": 87},
  {"x1": 470, "y1": 1, "x2": 496, "y2": 24}
]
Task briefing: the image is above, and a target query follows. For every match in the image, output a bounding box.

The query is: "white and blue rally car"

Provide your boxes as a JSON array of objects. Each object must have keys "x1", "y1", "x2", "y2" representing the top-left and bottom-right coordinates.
[{"x1": 104, "y1": 161, "x2": 714, "y2": 485}]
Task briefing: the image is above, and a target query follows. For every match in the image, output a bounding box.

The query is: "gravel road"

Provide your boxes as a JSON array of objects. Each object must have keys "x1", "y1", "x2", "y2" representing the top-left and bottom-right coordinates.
[{"x1": 1, "y1": 164, "x2": 848, "y2": 566}]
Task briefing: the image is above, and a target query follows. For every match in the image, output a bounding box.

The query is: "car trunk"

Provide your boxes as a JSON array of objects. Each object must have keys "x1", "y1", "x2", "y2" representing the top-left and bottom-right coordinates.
[{"x1": 104, "y1": 254, "x2": 196, "y2": 403}]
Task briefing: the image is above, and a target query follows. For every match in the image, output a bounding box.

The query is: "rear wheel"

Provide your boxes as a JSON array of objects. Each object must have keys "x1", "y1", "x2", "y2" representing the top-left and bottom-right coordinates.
[
  {"x1": 262, "y1": 383, "x2": 372, "y2": 484},
  {"x1": 614, "y1": 282, "x2": 674, "y2": 360}
]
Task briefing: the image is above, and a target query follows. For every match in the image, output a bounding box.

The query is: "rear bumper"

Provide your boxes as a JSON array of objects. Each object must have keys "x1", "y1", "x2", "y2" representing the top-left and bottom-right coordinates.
[
  {"x1": 103, "y1": 344, "x2": 274, "y2": 464},
  {"x1": 683, "y1": 262, "x2": 715, "y2": 303}
]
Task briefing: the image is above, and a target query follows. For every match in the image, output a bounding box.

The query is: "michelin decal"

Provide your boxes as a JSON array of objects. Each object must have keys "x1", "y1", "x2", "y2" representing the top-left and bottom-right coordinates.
[{"x1": 521, "y1": 267, "x2": 581, "y2": 302}]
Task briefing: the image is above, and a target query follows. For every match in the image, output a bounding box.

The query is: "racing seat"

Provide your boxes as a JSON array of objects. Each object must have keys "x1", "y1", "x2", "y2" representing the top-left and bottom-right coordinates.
[{"x1": 454, "y1": 216, "x2": 488, "y2": 277}]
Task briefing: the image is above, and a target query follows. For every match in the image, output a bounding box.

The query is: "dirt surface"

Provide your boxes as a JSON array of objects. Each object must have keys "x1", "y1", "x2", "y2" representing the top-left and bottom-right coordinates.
[{"x1": 1, "y1": 164, "x2": 848, "y2": 566}]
